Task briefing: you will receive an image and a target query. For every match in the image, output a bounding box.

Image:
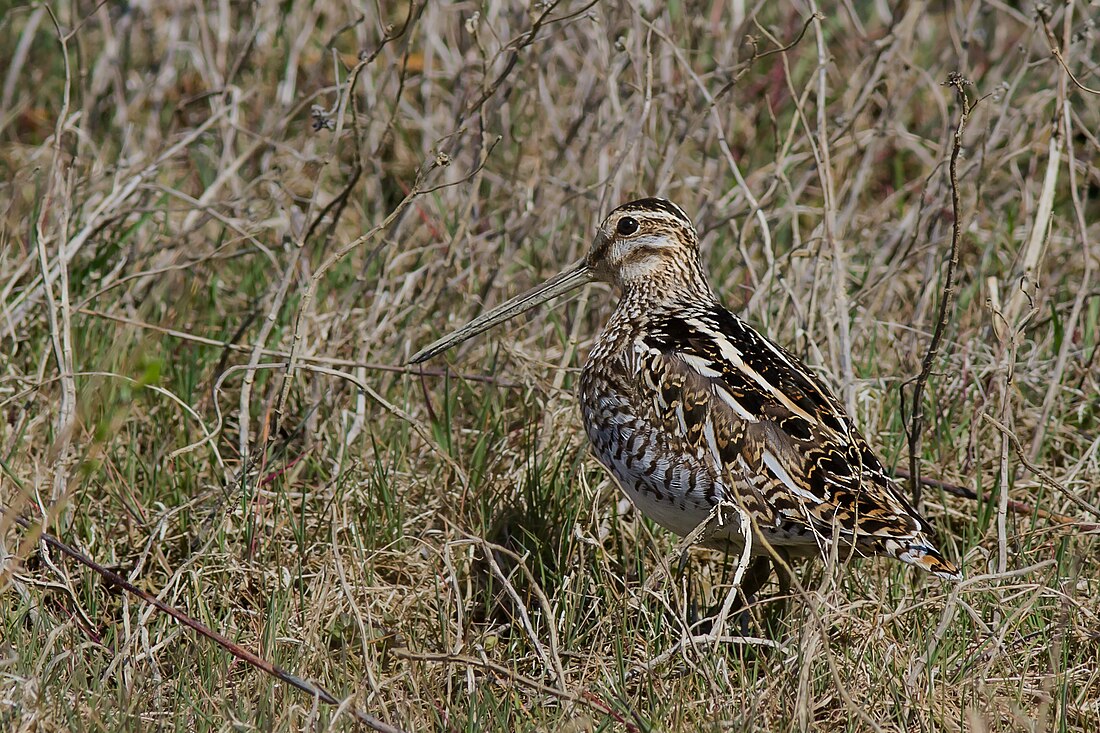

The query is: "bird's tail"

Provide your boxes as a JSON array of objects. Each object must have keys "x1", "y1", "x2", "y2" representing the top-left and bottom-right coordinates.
[{"x1": 890, "y1": 538, "x2": 961, "y2": 580}]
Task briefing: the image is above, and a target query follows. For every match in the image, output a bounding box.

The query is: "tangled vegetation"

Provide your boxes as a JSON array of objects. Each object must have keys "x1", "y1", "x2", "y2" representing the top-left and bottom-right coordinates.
[{"x1": 2, "y1": 2, "x2": 1098, "y2": 730}]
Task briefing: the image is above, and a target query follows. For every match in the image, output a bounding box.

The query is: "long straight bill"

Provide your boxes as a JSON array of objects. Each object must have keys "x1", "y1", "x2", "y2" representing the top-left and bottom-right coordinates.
[{"x1": 409, "y1": 262, "x2": 594, "y2": 364}]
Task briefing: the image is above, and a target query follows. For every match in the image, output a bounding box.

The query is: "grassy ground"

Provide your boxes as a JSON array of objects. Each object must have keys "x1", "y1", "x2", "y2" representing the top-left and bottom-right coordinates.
[{"x1": 2, "y1": 1, "x2": 1099, "y2": 731}]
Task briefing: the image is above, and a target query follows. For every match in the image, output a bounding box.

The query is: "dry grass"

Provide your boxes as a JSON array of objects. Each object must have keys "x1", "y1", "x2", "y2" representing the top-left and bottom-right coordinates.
[{"x1": 2, "y1": 1, "x2": 1099, "y2": 731}]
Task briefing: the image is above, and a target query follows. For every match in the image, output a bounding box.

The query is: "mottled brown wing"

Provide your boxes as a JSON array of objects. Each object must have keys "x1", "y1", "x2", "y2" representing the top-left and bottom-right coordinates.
[{"x1": 642, "y1": 309, "x2": 932, "y2": 551}]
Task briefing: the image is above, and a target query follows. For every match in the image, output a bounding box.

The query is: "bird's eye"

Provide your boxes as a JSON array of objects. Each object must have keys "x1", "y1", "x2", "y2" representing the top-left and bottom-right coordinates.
[{"x1": 616, "y1": 216, "x2": 639, "y2": 236}]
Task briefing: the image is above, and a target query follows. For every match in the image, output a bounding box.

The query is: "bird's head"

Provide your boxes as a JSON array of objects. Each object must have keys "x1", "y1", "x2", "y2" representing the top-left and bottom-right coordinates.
[
  {"x1": 409, "y1": 197, "x2": 708, "y2": 364},
  {"x1": 586, "y1": 198, "x2": 703, "y2": 292}
]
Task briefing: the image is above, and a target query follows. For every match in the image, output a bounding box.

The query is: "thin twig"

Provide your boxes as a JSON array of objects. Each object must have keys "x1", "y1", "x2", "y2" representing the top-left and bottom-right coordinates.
[
  {"x1": 273, "y1": 138, "x2": 500, "y2": 442},
  {"x1": 32, "y1": 7, "x2": 77, "y2": 513},
  {"x1": 630, "y1": 633, "x2": 787, "y2": 679},
  {"x1": 393, "y1": 649, "x2": 636, "y2": 732},
  {"x1": 1, "y1": 507, "x2": 406, "y2": 733},
  {"x1": 892, "y1": 468, "x2": 1098, "y2": 531},
  {"x1": 474, "y1": 536, "x2": 567, "y2": 688},
  {"x1": 642, "y1": 15, "x2": 822, "y2": 292},
  {"x1": 907, "y1": 73, "x2": 971, "y2": 506},
  {"x1": 2, "y1": 97, "x2": 243, "y2": 331},
  {"x1": 1040, "y1": 13, "x2": 1100, "y2": 96},
  {"x1": 980, "y1": 413, "x2": 1100, "y2": 522},
  {"x1": 459, "y1": 1, "x2": 598, "y2": 123},
  {"x1": 237, "y1": 248, "x2": 303, "y2": 476},
  {"x1": 808, "y1": 5, "x2": 857, "y2": 417},
  {"x1": 1029, "y1": 9, "x2": 1097, "y2": 459}
]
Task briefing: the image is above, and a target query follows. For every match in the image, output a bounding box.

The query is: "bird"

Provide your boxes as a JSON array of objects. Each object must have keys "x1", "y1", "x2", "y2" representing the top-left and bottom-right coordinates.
[{"x1": 410, "y1": 197, "x2": 960, "y2": 602}]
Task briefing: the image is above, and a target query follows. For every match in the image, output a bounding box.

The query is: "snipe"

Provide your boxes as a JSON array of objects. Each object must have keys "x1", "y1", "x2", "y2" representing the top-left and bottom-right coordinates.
[{"x1": 411, "y1": 198, "x2": 960, "y2": 598}]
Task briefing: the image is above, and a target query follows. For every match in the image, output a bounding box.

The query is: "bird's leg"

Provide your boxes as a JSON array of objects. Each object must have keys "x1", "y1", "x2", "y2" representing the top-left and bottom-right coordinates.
[
  {"x1": 672, "y1": 543, "x2": 712, "y2": 631},
  {"x1": 774, "y1": 548, "x2": 792, "y2": 597},
  {"x1": 762, "y1": 548, "x2": 793, "y2": 634},
  {"x1": 694, "y1": 555, "x2": 772, "y2": 637},
  {"x1": 674, "y1": 501, "x2": 724, "y2": 632},
  {"x1": 679, "y1": 554, "x2": 701, "y2": 629},
  {"x1": 737, "y1": 556, "x2": 772, "y2": 633},
  {"x1": 738, "y1": 555, "x2": 773, "y2": 606}
]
